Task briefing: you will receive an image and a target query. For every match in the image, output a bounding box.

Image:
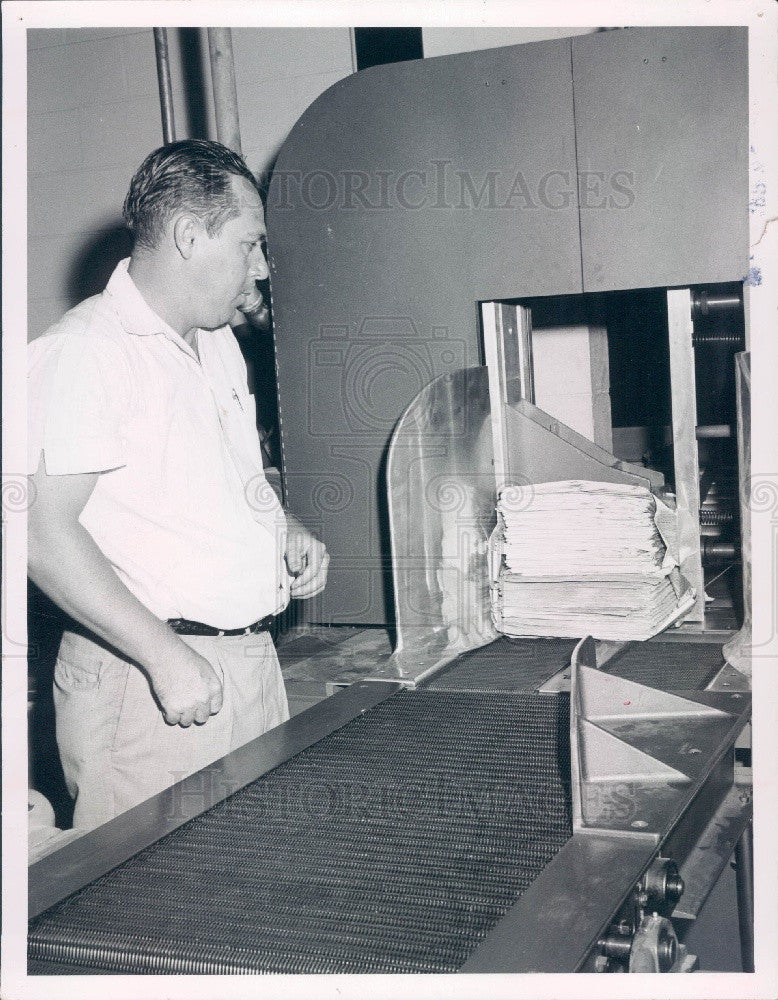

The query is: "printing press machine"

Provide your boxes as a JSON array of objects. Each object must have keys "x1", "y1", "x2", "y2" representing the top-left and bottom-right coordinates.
[{"x1": 27, "y1": 26, "x2": 754, "y2": 975}]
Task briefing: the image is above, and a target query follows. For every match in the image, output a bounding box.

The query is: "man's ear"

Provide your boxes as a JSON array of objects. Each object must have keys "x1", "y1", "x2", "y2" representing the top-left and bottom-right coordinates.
[{"x1": 172, "y1": 214, "x2": 199, "y2": 260}]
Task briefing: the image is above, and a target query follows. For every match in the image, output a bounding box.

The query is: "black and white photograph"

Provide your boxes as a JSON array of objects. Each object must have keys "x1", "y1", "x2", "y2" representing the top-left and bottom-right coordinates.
[{"x1": 2, "y1": 1, "x2": 777, "y2": 997}]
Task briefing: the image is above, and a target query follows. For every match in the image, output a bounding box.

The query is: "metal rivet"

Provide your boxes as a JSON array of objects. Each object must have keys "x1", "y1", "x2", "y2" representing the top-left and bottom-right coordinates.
[{"x1": 631, "y1": 819, "x2": 648, "y2": 828}]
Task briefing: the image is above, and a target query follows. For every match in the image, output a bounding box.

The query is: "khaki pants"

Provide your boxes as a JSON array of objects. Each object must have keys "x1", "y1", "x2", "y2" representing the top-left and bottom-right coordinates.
[{"x1": 53, "y1": 628, "x2": 289, "y2": 832}]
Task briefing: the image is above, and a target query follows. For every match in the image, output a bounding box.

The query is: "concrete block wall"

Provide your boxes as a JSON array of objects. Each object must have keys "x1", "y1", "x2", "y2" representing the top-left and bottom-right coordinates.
[
  {"x1": 28, "y1": 28, "x2": 160, "y2": 339},
  {"x1": 233, "y1": 28, "x2": 354, "y2": 182},
  {"x1": 27, "y1": 27, "x2": 354, "y2": 341}
]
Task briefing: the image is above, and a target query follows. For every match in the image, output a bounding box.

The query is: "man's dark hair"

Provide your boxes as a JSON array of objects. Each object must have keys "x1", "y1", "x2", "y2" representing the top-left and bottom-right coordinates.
[{"x1": 122, "y1": 140, "x2": 260, "y2": 250}]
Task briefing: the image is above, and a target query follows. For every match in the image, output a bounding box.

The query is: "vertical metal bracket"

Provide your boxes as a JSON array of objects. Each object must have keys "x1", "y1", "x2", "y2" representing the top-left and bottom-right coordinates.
[
  {"x1": 481, "y1": 301, "x2": 534, "y2": 491},
  {"x1": 667, "y1": 288, "x2": 705, "y2": 623}
]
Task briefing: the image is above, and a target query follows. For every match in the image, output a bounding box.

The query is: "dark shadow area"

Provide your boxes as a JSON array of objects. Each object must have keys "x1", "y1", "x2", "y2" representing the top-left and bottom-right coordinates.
[
  {"x1": 377, "y1": 438, "x2": 397, "y2": 643},
  {"x1": 28, "y1": 582, "x2": 73, "y2": 828},
  {"x1": 177, "y1": 28, "x2": 209, "y2": 139},
  {"x1": 691, "y1": 280, "x2": 745, "y2": 428},
  {"x1": 66, "y1": 224, "x2": 133, "y2": 308},
  {"x1": 236, "y1": 161, "x2": 288, "y2": 473},
  {"x1": 354, "y1": 28, "x2": 423, "y2": 70},
  {"x1": 233, "y1": 279, "x2": 281, "y2": 470},
  {"x1": 604, "y1": 288, "x2": 673, "y2": 431}
]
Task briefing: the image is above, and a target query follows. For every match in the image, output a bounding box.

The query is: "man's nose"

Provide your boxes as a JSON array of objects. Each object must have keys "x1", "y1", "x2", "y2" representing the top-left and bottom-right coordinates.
[{"x1": 248, "y1": 247, "x2": 269, "y2": 281}]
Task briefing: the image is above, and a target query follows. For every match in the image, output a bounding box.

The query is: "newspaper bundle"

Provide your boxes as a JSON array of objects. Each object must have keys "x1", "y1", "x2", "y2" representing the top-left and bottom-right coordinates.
[{"x1": 490, "y1": 480, "x2": 695, "y2": 641}]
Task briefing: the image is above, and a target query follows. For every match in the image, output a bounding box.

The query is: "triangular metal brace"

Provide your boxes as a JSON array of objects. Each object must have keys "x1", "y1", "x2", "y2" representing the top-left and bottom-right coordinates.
[
  {"x1": 570, "y1": 636, "x2": 728, "y2": 834},
  {"x1": 579, "y1": 719, "x2": 690, "y2": 784},
  {"x1": 579, "y1": 664, "x2": 729, "y2": 722}
]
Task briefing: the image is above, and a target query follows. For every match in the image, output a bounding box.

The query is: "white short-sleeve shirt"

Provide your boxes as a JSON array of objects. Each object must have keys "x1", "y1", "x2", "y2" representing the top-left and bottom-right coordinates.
[{"x1": 28, "y1": 259, "x2": 290, "y2": 628}]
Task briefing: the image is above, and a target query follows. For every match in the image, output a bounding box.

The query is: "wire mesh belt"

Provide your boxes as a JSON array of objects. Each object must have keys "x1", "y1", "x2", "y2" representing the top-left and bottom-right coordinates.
[
  {"x1": 29, "y1": 689, "x2": 571, "y2": 975},
  {"x1": 425, "y1": 637, "x2": 579, "y2": 693},
  {"x1": 602, "y1": 640, "x2": 725, "y2": 690}
]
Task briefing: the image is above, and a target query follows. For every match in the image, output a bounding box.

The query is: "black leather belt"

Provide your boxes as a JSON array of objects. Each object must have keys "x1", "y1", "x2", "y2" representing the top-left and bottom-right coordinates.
[{"x1": 167, "y1": 615, "x2": 275, "y2": 637}]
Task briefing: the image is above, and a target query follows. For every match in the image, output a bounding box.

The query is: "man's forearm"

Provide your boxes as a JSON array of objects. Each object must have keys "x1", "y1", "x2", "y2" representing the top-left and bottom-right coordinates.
[{"x1": 29, "y1": 518, "x2": 191, "y2": 676}]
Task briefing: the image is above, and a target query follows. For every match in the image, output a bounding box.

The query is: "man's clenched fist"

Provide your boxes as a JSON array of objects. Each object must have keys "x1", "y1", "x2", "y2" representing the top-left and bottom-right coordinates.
[{"x1": 146, "y1": 645, "x2": 224, "y2": 727}]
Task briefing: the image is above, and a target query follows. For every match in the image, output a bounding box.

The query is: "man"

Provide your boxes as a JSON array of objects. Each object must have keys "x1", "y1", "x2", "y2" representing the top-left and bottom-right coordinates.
[{"x1": 27, "y1": 140, "x2": 328, "y2": 832}]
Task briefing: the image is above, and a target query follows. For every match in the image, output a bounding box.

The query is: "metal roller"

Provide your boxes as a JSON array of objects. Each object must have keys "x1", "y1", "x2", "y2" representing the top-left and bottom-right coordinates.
[{"x1": 691, "y1": 290, "x2": 742, "y2": 317}]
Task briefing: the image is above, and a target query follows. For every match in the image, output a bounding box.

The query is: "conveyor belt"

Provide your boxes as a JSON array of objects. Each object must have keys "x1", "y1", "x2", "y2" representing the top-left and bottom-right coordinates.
[
  {"x1": 425, "y1": 637, "x2": 578, "y2": 693},
  {"x1": 425, "y1": 637, "x2": 725, "y2": 696},
  {"x1": 602, "y1": 640, "x2": 725, "y2": 690},
  {"x1": 29, "y1": 689, "x2": 572, "y2": 975}
]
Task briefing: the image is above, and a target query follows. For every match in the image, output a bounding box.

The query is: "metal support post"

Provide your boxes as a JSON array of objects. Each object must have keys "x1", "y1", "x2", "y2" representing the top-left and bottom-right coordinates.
[{"x1": 153, "y1": 28, "x2": 176, "y2": 144}]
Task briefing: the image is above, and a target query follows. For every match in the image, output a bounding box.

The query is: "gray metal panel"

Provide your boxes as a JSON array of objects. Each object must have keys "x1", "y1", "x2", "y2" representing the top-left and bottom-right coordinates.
[
  {"x1": 572, "y1": 27, "x2": 749, "y2": 292},
  {"x1": 267, "y1": 39, "x2": 583, "y2": 622},
  {"x1": 505, "y1": 396, "x2": 664, "y2": 488}
]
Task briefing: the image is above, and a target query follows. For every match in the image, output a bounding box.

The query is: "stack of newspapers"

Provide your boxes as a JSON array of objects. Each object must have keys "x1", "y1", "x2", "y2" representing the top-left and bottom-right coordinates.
[{"x1": 490, "y1": 480, "x2": 695, "y2": 641}]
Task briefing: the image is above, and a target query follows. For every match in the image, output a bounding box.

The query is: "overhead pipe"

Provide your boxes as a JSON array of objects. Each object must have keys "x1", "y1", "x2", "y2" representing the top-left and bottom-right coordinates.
[
  {"x1": 153, "y1": 28, "x2": 176, "y2": 144},
  {"x1": 207, "y1": 28, "x2": 270, "y2": 330},
  {"x1": 207, "y1": 28, "x2": 242, "y2": 154}
]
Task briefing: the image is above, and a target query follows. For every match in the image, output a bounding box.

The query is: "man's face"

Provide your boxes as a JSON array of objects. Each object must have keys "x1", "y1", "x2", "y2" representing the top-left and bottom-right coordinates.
[{"x1": 191, "y1": 174, "x2": 269, "y2": 330}]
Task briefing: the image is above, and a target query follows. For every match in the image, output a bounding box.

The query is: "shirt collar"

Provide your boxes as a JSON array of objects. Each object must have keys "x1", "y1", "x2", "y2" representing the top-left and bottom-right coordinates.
[{"x1": 104, "y1": 258, "x2": 200, "y2": 361}]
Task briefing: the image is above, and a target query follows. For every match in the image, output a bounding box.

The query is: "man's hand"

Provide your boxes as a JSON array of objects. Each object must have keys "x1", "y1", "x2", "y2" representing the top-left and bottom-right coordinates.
[
  {"x1": 285, "y1": 517, "x2": 329, "y2": 599},
  {"x1": 145, "y1": 645, "x2": 224, "y2": 728}
]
